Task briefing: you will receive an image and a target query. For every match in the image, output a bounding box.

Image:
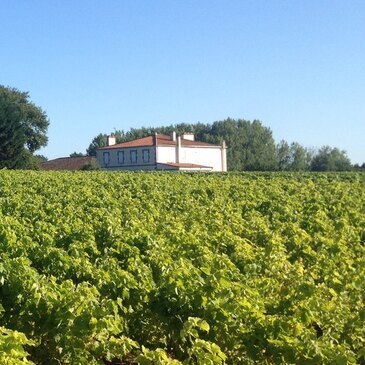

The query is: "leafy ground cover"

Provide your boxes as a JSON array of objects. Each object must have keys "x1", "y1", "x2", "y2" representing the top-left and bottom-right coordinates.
[{"x1": 0, "y1": 171, "x2": 364, "y2": 364}]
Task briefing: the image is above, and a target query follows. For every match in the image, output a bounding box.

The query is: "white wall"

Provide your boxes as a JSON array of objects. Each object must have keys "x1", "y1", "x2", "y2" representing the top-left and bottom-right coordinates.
[
  {"x1": 156, "y1": 146, "x2": 176, "y2": 163},
  {"x1": 180, "y1": 147, "x2": 223, "y2": 171},
  {"x1": 156, "y1": 145, "x2": 224, "y2": 171}
]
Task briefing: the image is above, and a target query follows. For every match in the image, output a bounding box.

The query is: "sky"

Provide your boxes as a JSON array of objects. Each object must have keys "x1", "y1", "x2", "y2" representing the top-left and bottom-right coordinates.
[{"x1": 1, "y1": 0, "x2": 364, "y2": 164}]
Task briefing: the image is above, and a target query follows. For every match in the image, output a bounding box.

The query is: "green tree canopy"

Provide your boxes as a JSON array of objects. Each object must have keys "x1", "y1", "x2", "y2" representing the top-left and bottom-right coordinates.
[
  {"x1": 353, "y1": 162, "x2": 365, "y2": 171},
  {"x1": 86, "y1": 133, "x2": 107, "y2": 156},
  {"x1": 0, "y1": 85, "x2": 49, "y2": 169},
  {"x1": 289, "y1": 142, "x2": 312, "y2": 171},
  {"x1": 276, "y1": 140, "x2": 291, "y2": 171},
  {"x1": 311, "y1": 146, "x2": 352, "y2": 171},
  {"x1": 69, "y1": 152, "x2": 84, "y2": 157}
]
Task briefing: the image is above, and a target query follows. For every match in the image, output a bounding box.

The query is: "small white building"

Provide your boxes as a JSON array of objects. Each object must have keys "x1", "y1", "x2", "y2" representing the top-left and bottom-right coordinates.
[{"x1": 96, "y1": 132, "x2": 227, "y2": 171}]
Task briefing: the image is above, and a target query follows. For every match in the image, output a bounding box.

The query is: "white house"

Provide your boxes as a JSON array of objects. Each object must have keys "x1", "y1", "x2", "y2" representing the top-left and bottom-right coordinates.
[{"x1": 96, "y1": 132, "x2": 227, "y2": 171}]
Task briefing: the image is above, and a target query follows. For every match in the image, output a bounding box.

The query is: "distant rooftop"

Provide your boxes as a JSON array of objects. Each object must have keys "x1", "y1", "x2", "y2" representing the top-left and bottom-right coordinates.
[{"x1": 41, "y1": 156, "x2": 96, "y2": 170}]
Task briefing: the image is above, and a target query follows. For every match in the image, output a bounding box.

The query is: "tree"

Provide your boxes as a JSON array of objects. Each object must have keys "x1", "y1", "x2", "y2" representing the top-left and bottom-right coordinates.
[
  {"x1": 290, "y1": 142, "x2": 312, "y2": 171},
  {"x1": 22, "y1": 153, "x2": 48, "y2": 170},
  {"x1": 0, "y1": 112, "x2": 25, "y2": 168},
  {"x1": 70, "y1": 152, "x2": 84, "y2": 157},
  {"x1": 86, "y1": 133, "x2": 107, "y2": 156},
  {"x1": 81, "y1": 159, "x2": 101, "y2": 170},
  {"x1": 353, "y1": 162, "x2": 365, "y2": 170},
  {"x1": 311, "y1": 146, "x2": 352, "y2": 171},
  {"x1": 276, "y1": 140, "x2": 291, "y2": 170},
  {"x1": 276, "y1": 141, "x2": 314, "y2": 171},
  {"x1": 0, "y1": 85, "x2": 49, "y2": 169}
]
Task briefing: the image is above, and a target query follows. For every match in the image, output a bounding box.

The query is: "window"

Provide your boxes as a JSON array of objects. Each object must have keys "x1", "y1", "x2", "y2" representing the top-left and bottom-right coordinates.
[
  {"x1": 142, "y1": 149, "x2": 150, "y2": 163},
  {"x1": 130, "y1": 150, "x2": 137, "y2": 163},
  {"x1": 103, "y1": 152, "x2": 110, "y2": 165},
  {"x1": 117, "y1": 151, "x2": 125, "y2": 164}
]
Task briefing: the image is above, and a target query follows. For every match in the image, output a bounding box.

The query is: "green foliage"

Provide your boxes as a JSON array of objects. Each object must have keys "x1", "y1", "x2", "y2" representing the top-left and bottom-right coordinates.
[
  {"x1": 311, "y1": 146, "x2": 353, "y2": 171},
  {"x1": 0, "y1": 93, "x2": 25, "y2": 168},
  {"x1": 70, "y1": 152, "x2": 85, "y2": 157},
  {"x1": 86, "y1": 134, "x2": 108, "y2": 156},
  {"x1": 276, "y1": 141, "x2": 313, "y2": 171},
  {"x1": 0, "y1": 171, "x2": 364, "y2": 364},
  {"x1": 136, "y1": 347, "x2": 182, "y2": 365},
  {"x1": 0, "y1": 326, "x2": 35, "y2": 364},
  {"x1": 353, "y1": 162, "x2": 365, "y2": 171},
  {"x1": 80, "y1": 159, "x2": 101, "y2": 171},
  {"x1": 0, "y1": 85, "x2": 49, "y2": 169},
  {"x1": 17, "y1": 152, "x2": 48, "y2": 170}
]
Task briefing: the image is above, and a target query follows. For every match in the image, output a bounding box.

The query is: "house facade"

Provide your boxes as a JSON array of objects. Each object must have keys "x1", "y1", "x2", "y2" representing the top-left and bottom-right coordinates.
[{"x1": 96, "y1": 132, "x2": 227, "y2": 171}]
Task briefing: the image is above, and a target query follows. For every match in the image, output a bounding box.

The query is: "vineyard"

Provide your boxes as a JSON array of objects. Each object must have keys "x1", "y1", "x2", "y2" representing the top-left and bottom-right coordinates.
[{"x1": 0, "y1": 171, "x2": 364, "y2": 364}]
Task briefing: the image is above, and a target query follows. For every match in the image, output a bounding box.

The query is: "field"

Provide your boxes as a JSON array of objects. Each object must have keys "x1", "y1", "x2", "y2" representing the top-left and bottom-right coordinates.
[{"x1": 0, "y1": 171, "x2": 364, "y2": 364}]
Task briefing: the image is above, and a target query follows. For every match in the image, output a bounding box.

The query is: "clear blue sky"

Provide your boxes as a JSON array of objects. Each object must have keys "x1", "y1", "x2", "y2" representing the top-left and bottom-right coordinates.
[{"x1": 1, "y1": 0, "x2": 364, "y2": 163}]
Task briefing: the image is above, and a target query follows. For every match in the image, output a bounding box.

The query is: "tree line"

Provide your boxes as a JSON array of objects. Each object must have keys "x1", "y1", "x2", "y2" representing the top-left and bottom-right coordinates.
[
  {"x1": 0, "y1": 85, "x2": 363, "y2": 171},
  {"x1": 86, "y1": 119, "x2": 360, "y2": 171}
]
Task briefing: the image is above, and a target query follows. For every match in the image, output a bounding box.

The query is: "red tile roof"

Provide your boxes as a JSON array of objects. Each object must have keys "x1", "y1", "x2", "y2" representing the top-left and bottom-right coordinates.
[
  {"x1": 98, "y1": 134, "x2": 220, "y2": 149},
  {"x1": 41, "y1": 156, "x2": 96, "y2": 170}
]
